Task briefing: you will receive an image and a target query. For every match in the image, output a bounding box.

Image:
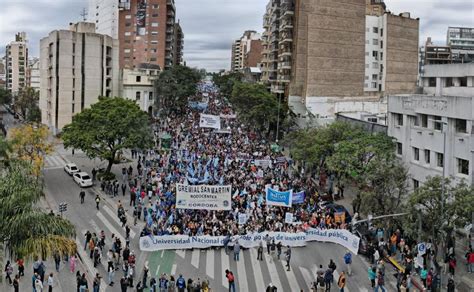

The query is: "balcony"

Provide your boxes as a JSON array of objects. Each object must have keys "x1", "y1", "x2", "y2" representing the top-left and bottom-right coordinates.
[
  {"x1": 277, "y1": 74, "x2": 291, "y2": 83},
  {"x1": 280, "y1": 47, "x2": 292, "y2": 57},
  {"x1": 279, "y1": 21, "x2": 293, "y2": 30},
  {"x1": 278, "y1": 62, "x2": 292, "y2": 69},
  {"x1": 167, "y1": 0, "x2": 176, "y2": 11},
  {"x1": 271, "y1": 84, "x2": 286, "y2": 93},
  {"x1": 280, "y1": 33, "x2": 293, "y2": 43}
]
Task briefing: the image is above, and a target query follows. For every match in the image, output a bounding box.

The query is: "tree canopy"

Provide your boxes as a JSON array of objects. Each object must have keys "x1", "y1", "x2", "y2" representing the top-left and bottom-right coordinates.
[
  {"x1": 15, "y1": 87, "x2": 41, "y2": 122},
  {"x1": 62, "y1": 97, "x2": 153, "y2": 173},
  {"x1": 212, "y1": 72, "x2": 243, "y2": 98},
  {"x1": 0, "y1": 88, "x2": 12, "y2": 105},
  {"x1": 154, "y1": 65, "x2": 203, "y2": 113}
]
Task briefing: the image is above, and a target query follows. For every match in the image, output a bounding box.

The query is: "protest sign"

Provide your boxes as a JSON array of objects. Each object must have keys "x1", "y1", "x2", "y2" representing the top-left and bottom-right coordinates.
[
  {"x1": 285, "y1": 212, "x2": 293, "y2": 224},
  {"x1": 254, "y1": 159, "x2": 272, "y2": 169},
  {"x1": 199, "y1": 114, "x2": 221, "y2": 130},
  {"x1": 266, "y1": 187, "x2": 292, "y2": 207},
  {"x1": 176, "y1": 184, "x2": 231, "y2": 211},
  {"x1": 238, "y1": 213, "x2": 248, "y2": 225},
  {"x1": 292, "y1": 191, "x2": 305, "y2": 204}
]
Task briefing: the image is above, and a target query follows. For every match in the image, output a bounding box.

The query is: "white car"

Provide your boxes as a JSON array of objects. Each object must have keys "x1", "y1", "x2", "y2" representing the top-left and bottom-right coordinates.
[
  {"x1": 64, "y1": 163, "x2": 80, "y2": 175},
  {"x1": 73, "y1": 172, "x2": 93, "y2": 188}
]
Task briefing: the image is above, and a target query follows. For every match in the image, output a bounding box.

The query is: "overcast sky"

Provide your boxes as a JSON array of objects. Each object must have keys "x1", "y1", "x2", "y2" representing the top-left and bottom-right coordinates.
[{"x1": 1, "y1": 0, "x2": 473, "y2": 71}]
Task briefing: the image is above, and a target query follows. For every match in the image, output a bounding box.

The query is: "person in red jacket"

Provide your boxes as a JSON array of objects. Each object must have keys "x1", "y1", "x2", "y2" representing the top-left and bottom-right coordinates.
[{"x1": 467, "y1": 248, "x2": 474, "y2": 273}]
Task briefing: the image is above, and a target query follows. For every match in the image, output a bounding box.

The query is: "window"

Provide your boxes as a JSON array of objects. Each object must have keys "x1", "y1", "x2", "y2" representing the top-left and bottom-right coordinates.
[
  {"x1": 72, "y1": 56, "x2": 75, "y2": 66},
  {"x1": 151, "y1": 22, "x2": 159, "y2": 27},
  {"x1": 125, "y1": 14, "x2": 132, "y2": 19},
  {"x1": 413, "y1": 179, "x2": 419, "y2": 190},
  {"x1": 373, "y1": 27, "x2": 379, "y2": 33},
  {"x1": 125, "y1": 32, "x2": 131, "y2": 36},
  {"x1": 411, "y1": 115, "x2": 419, "y2": 126},
  {"x1": 149, "y1": 92, "x2": 153, "y2": 100},
  {"x1": 72, "y1": 103, "x2": 75, "y2": 114},
  {"x1": 72, "y1": 43, "x2": 75, "y2": 54},
  {"x1": 380, "y1": 52, "x2": 383, "y2": 60},
  {"x1": 151, "y1": 31, "x2": 158, "y2": 35},
  {"x1": 380, "y1": 41, "x2": 383, "y2": 49},
  {"x1": 433, "y1": 116, "x2": 442, "y2": 131},
  {"x1": 150, "y1": 57, "x2": 157, "y2": 61},
  {"x1": 424, "y1": 149, "x2": 430, "y2": 164},
  {"x1": 373, "y1": 39, "x2": 378, "y2": 45},
  {"x1": 371, "y1": 82, "x2": 377, "y2": 88},
  {"x1": 372, "y1": 51, "x2": 378, "y2": 59},
  {"x1": 457, "y1": 158, "x2": 469, "y2": 175},
  {"x1": 152, "y1": 4, "x2": 159, "y2": 9},
  {"x1": 436, "y1": 152, "x2": 444, "y2": 167},
  {"x1": 372, "y1": 62, "x2": 378, "y2": 69},
  {"x1": 151, "y1": 40, "x2": 158, "y2": 44},
  {"x1": 136, "y1": 76, "x2": 141, "y2": 82},
  {"x1": 396, "y1": 142, "x2": 402, "y2": 155},
  {"x1": 372, "y1": 74, "x2": 377, "y2": 80},
  {"x1": 152, "y1": 13, "x2": 159, "y2": 17},
  {"x1": 393, "y1": 113, "x2": 403, "y2": 126},
  {"x1": 455, "y1": 119, "x2": 467, "y2": 133},
  {"x1": 428, "y1": 77, "x2": 436, "y2": 87},
  {"x1": 135, "y1": 91, "x2": 141, "y2": 101},
  {"x1": 124, "y1": 49, "x2": 131, "y2": 53},
  {"x1": 460, "y1": 77, "x2": 467, "y2": 87},
  {"x1": 380, "y1": 28, "x2": 383, "y2": 37},
  {"x1": 125, "y1": 22, "x2": 132, "y2": 27},
  {"x1": 413, "y1": 147, "x2": 420, "y2": 161},
  {"x1": 72, "y1": 68, "x2": 75, "y2": 76},
  {"x1": 421, "y1": 114, "x2": 428, "y2": 128},
  {"x1": 72, "y1": 78, "x2": 75, "y2": 88}
]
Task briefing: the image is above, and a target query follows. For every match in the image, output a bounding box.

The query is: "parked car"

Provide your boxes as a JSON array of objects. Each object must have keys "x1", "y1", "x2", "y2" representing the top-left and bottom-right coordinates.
[
  {"x1": 352, "y1": 222, "x2": 375, "y2": 256},
  {"x1": 323, "y1": 203, "x2": 352, "y2": 223},
  {"x1": 64, "y1": 163, "x2": 80, "y2": 175},
  {"x1": 73, "y1": 172, "x2": 93, "y2": 188}
]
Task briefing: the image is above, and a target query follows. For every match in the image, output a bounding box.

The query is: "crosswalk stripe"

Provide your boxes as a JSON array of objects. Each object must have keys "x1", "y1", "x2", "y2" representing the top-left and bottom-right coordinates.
[
  {"x1": 102, "y1": 205, "x2": 136, "y2": 238},
  {"x1": 155, "y1": 264, "x2": 161, "y2": 276},
  {"x1": 96, "y1": 212, "x2": 125, "y2": 244},
  {"x1": 333, "y1": 270, "x2": 350, "y2": 292},
  {"x1": 221, "y1": 249, "x2": 230, "y2": 288},
  {"x1": 300, "y1": 266, "x2": 314, "y2": 289},
  {"x1": 171, "y1": 264, "x2": 177, "y2": 276},
  {"x1": 75, "y1": 235, "x2": 107, "y2": 292},
  {"x1": 176, "y1": 249, "x2": 186, "y2": 258},
  {"x1": 206, "y1": 249, "x2": 215, "y2": 279},
  {"x1": 235, "y1": 251, "x2": 249, "y2": 292},
  {"x1": 249, "y1": 248, "x2": 266, "y2": 292},
  {"x1": 285, "y1": 263, "x2": 300, "y2": 290},
  {"x1": 263, "y1": 253, "x2": 283, "y2": 290},
  {"x1": 191, "y1": 249, "x2": 200, "y2": 268}
]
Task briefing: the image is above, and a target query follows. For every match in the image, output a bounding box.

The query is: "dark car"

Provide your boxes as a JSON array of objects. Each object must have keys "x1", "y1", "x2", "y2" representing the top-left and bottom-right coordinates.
[{"x1": 352, "y1": 222, "x2": 375, "y2": 256}]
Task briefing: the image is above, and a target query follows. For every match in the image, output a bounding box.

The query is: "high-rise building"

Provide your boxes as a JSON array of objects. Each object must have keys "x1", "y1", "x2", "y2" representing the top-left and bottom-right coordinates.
[
  {"x1": 88, "y1": 0, "x2": 120, "y2": 38},
  {"x1": 230, "y1": 30, "x2": 262, "y2": 72},
  {"x1": 261, "y1": 0, "x2": 295, "y2": 94},
  {"x1": 39, "y1": 22, "x2": 119, "y2": 133},
  {"x1": 118, "y1": 0, "x2": 182, "y2": 70},
  {"x1": 364, "y1": 5, "x2": 419, "y2": 94},
  {"x1": 29, "y1": 58, "x2": 40, "y2": 92},
  {"x1": 447, "y1": 27, "x2": 474, "y2": 63},
  {"x1": 173, "y1": 21, "x2": 184, "y2": 66},
  {"x1": 5, "y1": 32, "x2": 28, "y2": 95}
]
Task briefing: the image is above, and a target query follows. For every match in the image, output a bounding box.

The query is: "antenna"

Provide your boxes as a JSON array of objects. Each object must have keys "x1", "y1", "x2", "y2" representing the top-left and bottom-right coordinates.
[{"x1": 80, "y1": 8, "x2": 87, "y2": 21}]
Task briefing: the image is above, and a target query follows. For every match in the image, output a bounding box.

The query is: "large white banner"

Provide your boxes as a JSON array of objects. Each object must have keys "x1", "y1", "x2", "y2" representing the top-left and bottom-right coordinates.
[
  {"x1": 140, "y1": 228, "x2": 360, "y2": 254},
  {"x1": 176, "y1": 184, "x2": 232, "y2": 210},
  {"x1": 199, "y1": 114, "x2": 221, "y2": 130}
]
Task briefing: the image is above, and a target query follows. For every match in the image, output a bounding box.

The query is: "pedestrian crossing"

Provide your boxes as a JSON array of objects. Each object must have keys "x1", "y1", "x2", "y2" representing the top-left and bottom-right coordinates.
[{"x1": 43, "y1": 154, "x2": 70, "y2": 170}]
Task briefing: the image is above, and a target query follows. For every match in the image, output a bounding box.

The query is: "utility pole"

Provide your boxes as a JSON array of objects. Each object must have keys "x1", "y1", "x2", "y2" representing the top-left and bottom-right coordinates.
[{"x1": 80, "y1": 8, "x2": 87, "y2": 21}]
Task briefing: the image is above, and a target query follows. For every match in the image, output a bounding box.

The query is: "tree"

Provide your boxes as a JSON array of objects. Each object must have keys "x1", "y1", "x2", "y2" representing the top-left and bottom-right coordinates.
[
  {"x1": 0, "y1": 135, "x2": 12, "y2": 167},
  {"x1": 404, "y1": 176, "x2": 474, "y2": 251},
  {"x1": 26, "y1": 103, "x2": 42, "y2": 123},
  {"x1": 0, "y1": 88, "x2": 12, "y2": 105},
  {"x1": 9, "y1": 124, "x2": 53, "y2": 177},
  {"x1": 154, "y1": 65, "x2": 202, "y2": 113},
  {"x1": 15, "y1": 87, "x2": 39, "y2": 118},
  {"x1": 212, "y1": 72, "x2": 243, "y2": 98},
  {"x1": 0, "y1": 161, "x2": 76, "y2": 279},
  {"x1": 62, "y1": 97, "x2": 153, "y2": 174}
]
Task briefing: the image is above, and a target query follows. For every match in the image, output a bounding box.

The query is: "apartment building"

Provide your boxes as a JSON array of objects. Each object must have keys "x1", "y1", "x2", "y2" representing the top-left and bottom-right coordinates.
[
  {"x1": 261, "y1": 0, "x2": 295, "y2": 94},
  {"x1": 364, "y1": 10, "x2": 419, "y2": 94},
  {"x1": 388, "y1": 63, "x2": 474, "y2": 188},
  {"x1": 5, "y1": 32, "x2": 28, "y2": 95},
  {"x1": 88, "y1": 0, "x2": 120, "y2": 38},
  {"x1": 447, "y1": 27, "x2": 474, "y2": 64},
  {"x1": 120, "y1": 65, "x2": 160, "y2": 115},
  {"x1": 173, "y1": 22, "x2": 184, "y2": 66},
  {"x1": 29, "y1": 58, "x2": 40, "y2": 92},
  {"x1": 118, "y1": 0, "x2": 182, "y2": 70},
  {"x1": 39, "y1": 22, "x2": 119, "y2": 133},
  {"x1": 230, "y1": 30, "x2": 262, "y2": 72}
]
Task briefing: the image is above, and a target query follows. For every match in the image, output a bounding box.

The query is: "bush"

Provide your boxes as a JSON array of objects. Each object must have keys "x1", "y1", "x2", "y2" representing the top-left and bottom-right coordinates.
[{"x1": 97, "y1": 171, "x2": 116, "y2": 181}]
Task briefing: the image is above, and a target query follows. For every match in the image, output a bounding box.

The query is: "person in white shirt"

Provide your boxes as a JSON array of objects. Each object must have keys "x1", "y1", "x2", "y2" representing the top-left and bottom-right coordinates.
[{"x1": 47, "y1": 273, "x2": 54, "y2": 292}]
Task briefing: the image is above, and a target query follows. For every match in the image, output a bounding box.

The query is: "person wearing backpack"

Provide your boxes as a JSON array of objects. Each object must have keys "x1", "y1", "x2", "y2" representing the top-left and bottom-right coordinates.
[
  {"x1": 323, "y1": 268, "x2": 333, "y2": 291},
  {"x1": 343, "y1": 251, "x2": 352, "y2": 276},
  {"x1": 176, "y1": 274, "x2": 186, "y2": 292}
]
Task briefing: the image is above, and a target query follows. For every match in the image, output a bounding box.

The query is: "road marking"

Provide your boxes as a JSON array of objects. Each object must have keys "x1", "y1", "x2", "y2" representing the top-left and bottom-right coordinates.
[
  {"x1": 333, "y1": 270, "x2": 350, "y2": 292},
  {"x1": 191, "y1": 249, "x2": 200, "y2": 268},
  {"x1": 249, "y1": 248, "x2": 265, "y2": 292},
  {"x1": 221, "y1": 249, "x2": 230, "y2": 288},
  {"x1": 206, "y1": 249, "x2": 215, "y2": 279},
  {"x1": 96, "y1": 212, "x2": 125, "y2": 243},
  {"x1": 155, "y1": 264, "x2": 161, "y2": 276},
  {"x1": 176, "y1": 249, "x2": 186, "y2": 258},
  {"x1": 75, "y1": 236, "x2": 107, "y2": 292},
  {"x1": 300, "y1": 266, "x2": 314, "y2": 288},
  {"x1": 263, "y1": 252, "x2": 283, "y2": 290},
  {"x1": 102, "y1": 205, "x2": 136, "y2": 238},
  {"x1": 235, "y1": 250, "x2": 249, "y2": 292},
  {"x1": 161, "y1": 250, "x2": 165, "y2": 258},
  {"x1": 171, "y1": 264, "x2": 177, "y2": 276},
  {"x1": 285, "y1": 263, "x2": 300, "y2": 290}
]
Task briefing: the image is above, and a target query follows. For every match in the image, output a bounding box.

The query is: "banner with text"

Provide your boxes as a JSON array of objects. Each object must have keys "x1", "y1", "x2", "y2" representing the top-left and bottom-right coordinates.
[
  {"x1": 292, "y1": 191, "x2": 305, "y2": 204},
  {"x1": 266, "y1": 187, "x2": 292, "y2": 207},
  {"x1": 199, "y1": 114, "x2": 221, "y2": 130},
  {"x1": 176, "y1": 184, "x2": 232, "y2": 210},
  {"x1": 140, "y1": 228, "x2": 360, "y2": 253}
]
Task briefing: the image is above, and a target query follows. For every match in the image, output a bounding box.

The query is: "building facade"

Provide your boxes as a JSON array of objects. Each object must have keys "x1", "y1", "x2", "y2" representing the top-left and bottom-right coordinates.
[
  {"x1": 29, "y1": 58, "x2": 40, "y2": 92},
  {"x1": 447, "y1": 27, "x2": 474, "y2": 64},
  {"x1": 120, "y1": 66, "x2": 160, "y2": 114},
  {"x1": 118, "y1": 0, "x2": 181, "y2": 70},
  {"x1": 88, "y1": 0, "x2": 120, "y2": 38},
  {"x1": 230, "y1": 30, "x2": 262, "y2": 72},
  {"x1": 173, "y1": 21, "x2": 184, "y2": 66},
  {"x1": 39, "y1": 22, "x2": 119, "y2": 133},
  {"x1": 261, "y1": 0, "x2": 295, "y2": 94},
  {"x1": 5, "y1": 32, "x2": 28, "y2": 95},
  {"x1": 388, "y1": 64, "x2": 474, "y2": 188}
]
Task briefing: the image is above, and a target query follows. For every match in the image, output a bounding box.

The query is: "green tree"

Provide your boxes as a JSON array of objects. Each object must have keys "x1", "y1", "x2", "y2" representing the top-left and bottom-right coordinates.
[
  {"x1": 0, "y1": 88, "x2": 12, "y2": 105},
  {"x1": 212, "y1": 72, "x2": 243, "y2": 98},
  {"x1": 62, "y1": 97, "x2": 153, "y2": 173},
  {"x1": 0, "y1": 161, "x2": 76, "y2": 273},
  {"x1": 0, "y1": 136, "x2": 12, "y2": 167},
  {"x1": 154, "y1": 65, "x2": 202, "y2": 113},
  {"x1": 15, "y1": 87, "x2": 39, "y2": 118},
  {"x1": 404, "y1": 176, "x2": 474, "y2": 250}
]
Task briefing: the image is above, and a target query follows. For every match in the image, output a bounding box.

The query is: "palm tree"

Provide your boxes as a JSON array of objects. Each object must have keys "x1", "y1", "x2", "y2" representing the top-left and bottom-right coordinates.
[{"x1": 0, "y1": 161, "x2": 76, "y2": 280}]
